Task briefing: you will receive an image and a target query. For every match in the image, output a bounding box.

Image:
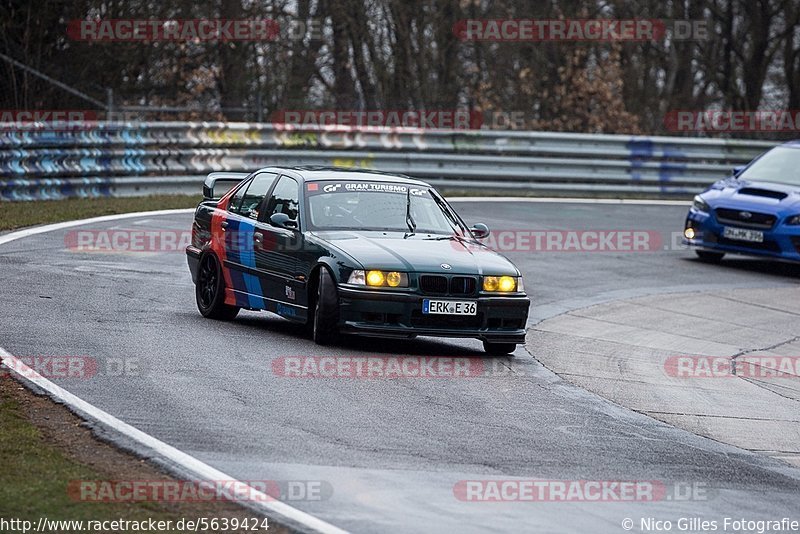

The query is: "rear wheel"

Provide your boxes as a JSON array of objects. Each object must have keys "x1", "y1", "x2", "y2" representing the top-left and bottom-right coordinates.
[
  {"x1": 196, "y1": 253, "x2": 240, "y2": 320},
  {"x1": 312, "y1": 268, "x2": 340, "y2": 345},
  {"x1": 695, "y1": 250, "x2": 725, "y2": 263},
  {"x1": 483, "y1": 341, "x2": 516, "y2": 355}
]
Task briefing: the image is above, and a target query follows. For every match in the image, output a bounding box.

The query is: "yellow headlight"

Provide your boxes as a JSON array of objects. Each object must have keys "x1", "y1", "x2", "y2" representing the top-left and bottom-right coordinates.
[
  {"x1": 684, "y1": 227, "x2": 695, "y2": 239},
  {"x1": 386, "y1": 271, "x2": 402, "y2": 287},
  {"x1": 498, "y1": 276, "x2": 516, "y2": 292},
  {"x1": 366, "y1": 270, "x2": 385, "y2": 286},
  {"x1": 483, "y1": 276, "x2": 499, "y2": 291}
]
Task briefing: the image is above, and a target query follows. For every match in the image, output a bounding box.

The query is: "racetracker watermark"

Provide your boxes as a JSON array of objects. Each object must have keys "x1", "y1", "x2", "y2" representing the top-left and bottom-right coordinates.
[
  {"x1": 64, "y1": 229, "x2": 689, "y2": 254},
  {"x1": 272, "y1": 356, "x2": 487, "y2": 378},
  {"x1": 453, "y1": 19, "x2": 708, "y2": 42},
  {"x1": 664, "y1": 356, "x2": 800, "y2": 379},
  {"x1": 65, "y1": 229, "x2": 193, "y2": 253},
  {"x1": 1, "y1": 356, "x2": 140, "y2": 380},
  {"x1": 67, "y1": 19, "x2": 277, "y2": 41},
  {"x1": 453, "y1": 480, "x2": 708, "y2": 502},
  {"x1": 665, "y1": 110, "x2": 800, "y2": 133},
  {"x1": 65, "y1": 229, "x2": 307, "y2": 254},
  {"x1": 271, "y1": 109, "x2": 484, "y2": 130},
  {"x1": 0, "y1": 110, "x2": 98, "y2": 131},
  {"x1": 462, "y1": 230, "x2": 689, "y2": 253},
  {"x1": 68, "y1": 480, "x2": 332, "y2": 502}
]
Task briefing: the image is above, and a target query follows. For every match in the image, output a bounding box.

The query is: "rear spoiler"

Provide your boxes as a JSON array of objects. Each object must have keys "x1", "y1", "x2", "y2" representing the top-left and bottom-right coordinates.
[{"x1": 203, "y1": 172, "x2": 249, "y2": 200}]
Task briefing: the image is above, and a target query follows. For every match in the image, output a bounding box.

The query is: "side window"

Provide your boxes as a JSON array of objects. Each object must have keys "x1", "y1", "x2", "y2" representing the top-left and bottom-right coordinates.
[
  {"x1": 238, "y1": 172, "x2": 277, "y2": 219},
  {"x1": 227, "y1": 178, "x2": 250, "y2": 215},
  {"x1": 265, "y1": 176, "x2": 300, "y2": 222}
]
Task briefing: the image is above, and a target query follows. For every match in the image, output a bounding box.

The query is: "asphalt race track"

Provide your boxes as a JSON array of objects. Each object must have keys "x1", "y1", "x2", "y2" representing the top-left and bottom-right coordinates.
[{"x1": 2, "y1": 201, "x2": 799, "y2": 533}]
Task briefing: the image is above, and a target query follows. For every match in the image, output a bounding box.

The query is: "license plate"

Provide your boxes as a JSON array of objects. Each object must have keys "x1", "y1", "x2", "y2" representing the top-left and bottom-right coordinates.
[
  {"x1": 422, "y1": 299, "x2": 477, "y2": 315},
  {"x1": 723, "y1": 226, "x2": 764, "y2": 243}
]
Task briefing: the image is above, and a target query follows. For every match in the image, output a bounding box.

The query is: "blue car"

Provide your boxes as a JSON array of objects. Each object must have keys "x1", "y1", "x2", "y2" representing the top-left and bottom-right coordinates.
[{"x1": 684, "y1": 140, "x2": 800, "y2": 263}]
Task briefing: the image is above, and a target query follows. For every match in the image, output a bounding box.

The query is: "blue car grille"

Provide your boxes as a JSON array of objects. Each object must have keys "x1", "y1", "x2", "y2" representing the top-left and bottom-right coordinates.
[
  {"x1": 714, "y1": 208, "x2": 776, "y2": 229},
  {"x1": 706, "y1": 232, "x2": 782, "y2": 253}
]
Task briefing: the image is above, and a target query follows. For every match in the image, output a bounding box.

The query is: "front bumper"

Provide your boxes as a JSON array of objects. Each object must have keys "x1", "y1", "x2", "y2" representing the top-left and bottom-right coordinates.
[
  {"x1": 683, "y1": 208, "x2": 800, "y2": 262},
  {"x1": 337, "y1": 286, "x2": 530, "y2": 343},
  {"x1": 186, "y1": 245, "x2": 201, "y2": 283}
]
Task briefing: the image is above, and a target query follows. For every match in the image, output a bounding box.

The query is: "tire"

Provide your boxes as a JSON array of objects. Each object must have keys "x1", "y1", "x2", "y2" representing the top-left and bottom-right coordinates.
[
  {"x1": 195, "y1": 253, "x2": 240, "y2": 320},
  {"x1": 312, "y1": 268, "x2": 340, "y2": 345},
  {"x1": 695, "y1": 250, "x2": 725, "y2": 263},
  {"x1": 483, "y1": 341, "x2": 516, "y2": 355}
]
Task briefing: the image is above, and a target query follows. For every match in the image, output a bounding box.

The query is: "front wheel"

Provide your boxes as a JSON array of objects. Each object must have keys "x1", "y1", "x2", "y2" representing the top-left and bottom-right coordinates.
[
  {"x1": 195, "y1": 253, "x2": 240, "y2": 320},
  {"x1": 312, "y1": 268, "x2": 340, "y2": 345},
  {"x1": 695, "y1": 250, "x2": 725, "y2": 263},
  {"x1": 483, "y1": 341, "x2": 516, "y2": 355}
]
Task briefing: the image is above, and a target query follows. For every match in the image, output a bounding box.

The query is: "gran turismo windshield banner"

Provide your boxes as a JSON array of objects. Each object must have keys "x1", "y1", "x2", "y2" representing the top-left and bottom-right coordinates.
[{"x1": 306, "y1": 181, "x2": 429, "y2": 196}]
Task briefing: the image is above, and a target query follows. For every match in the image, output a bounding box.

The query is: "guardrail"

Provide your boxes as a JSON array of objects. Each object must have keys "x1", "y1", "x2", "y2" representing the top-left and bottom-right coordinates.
[{"x1": 0, "y1": 122, "x2": 778, "y2": 200}]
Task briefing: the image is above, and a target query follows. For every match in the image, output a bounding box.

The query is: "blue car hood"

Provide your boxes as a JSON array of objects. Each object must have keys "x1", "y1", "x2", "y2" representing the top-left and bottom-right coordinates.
[{"x1": 703, "y1": 179, "x2": 800, "y2": 216}]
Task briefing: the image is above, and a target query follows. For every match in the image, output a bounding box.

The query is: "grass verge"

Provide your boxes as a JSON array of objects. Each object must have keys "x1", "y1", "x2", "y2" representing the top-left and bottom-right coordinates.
[
  {"x1": 0, "y1": 195, "x2": 200, "y2": 232},
  {"x1": 0, "y1": 377, "x2": 285, "y2": 533}
]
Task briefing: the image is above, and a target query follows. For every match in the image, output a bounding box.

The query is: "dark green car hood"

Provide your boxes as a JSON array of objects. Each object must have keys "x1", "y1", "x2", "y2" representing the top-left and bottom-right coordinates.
[{"x1": 312, "y1": 230, "x2": 520, "y2": 276}]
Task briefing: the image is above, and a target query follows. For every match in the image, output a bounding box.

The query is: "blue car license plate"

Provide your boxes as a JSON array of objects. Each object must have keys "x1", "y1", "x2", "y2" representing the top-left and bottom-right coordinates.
[{"x1": 723, "y1": 226, "x2": 764, "y2": 243}]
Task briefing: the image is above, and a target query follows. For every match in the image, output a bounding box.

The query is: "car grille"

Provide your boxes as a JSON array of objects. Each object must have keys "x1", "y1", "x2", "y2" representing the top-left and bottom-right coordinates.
[
  {"x1": 450, "y1": 276, "x2": 477, "y2": 295},
  {"x1": 419, "y1": 274, "x2": 477, "y2": 296},
  {"x1": 715, "y1": 208, "x2": 776, "y2": 229},
  {"x1": 488, "y1": 317, "x2": 525, "y2": 330},
  {"x1": 410, "y1": 310, "x2": 483, "y2": 329},
  {"x1": 706, "y1": 232, "x2": 782, "y2": 253},
  {"x1": 791, "y1": 237, "x2": 800, "y2": 254},
  {"x1": 717, "y1": 237, "x2": 781, "y2": 252},
  {"x1": 419, "y1": 275, "x2": 449, "y2": 294}
]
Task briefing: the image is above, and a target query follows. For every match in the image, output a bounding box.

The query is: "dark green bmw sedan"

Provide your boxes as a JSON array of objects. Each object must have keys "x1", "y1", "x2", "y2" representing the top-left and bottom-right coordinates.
[{"x1": 186, "y1": 166, "x2": 529, "y2": 354}]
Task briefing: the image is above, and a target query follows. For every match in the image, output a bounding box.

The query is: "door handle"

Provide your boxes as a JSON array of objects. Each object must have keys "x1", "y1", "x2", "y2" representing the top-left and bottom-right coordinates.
[
  {"x1": 220, "y1": 221, "x2": 228, "y2": 231},
  {"x1": 254, "y1": 232, "x2": 263, "y2": 243}
]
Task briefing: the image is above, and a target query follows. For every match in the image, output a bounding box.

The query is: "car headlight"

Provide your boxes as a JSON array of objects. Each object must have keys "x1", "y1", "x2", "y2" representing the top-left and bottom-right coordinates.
[
  {"x1": 692, "y1": 195, "x2": 710, "y2": 212},
  {"x1": 482, "y1": 275, "x2": 520, "y2": 292},
  {"x1": 347, "y1": 269, "x2": 408, "y2": 288},
  {"x1": 786, "y1": 215, "x2": 800, "y2": 225}
]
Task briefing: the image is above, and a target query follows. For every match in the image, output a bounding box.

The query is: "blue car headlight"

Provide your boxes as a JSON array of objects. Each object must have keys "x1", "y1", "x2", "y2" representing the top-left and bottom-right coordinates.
[
  {"x1": 692, "y1": 195, "x2": 710, "y2": 213},
  {"x1": 786, "y1": 215, "x2": 800, "y2": 225}
]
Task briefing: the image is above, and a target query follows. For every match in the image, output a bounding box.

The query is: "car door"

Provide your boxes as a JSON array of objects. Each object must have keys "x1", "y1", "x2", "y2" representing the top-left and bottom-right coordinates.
[
  {"x1": 254, "y1": 175, "x2": 305, "y2": 320},
  {"x1": 222, "y1": 172, "x2": 277, "y2": 308}
]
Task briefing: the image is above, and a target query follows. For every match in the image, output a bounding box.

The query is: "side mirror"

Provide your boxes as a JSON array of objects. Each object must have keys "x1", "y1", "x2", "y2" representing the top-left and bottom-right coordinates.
[
  {"x1": 470, "y1": 223, "x2": 490, "y2": 239},
  {"x1": 270, "y1": 212, "x2": 298, "y2": 230},
  {"x1": 732, "y1": 165, "x2": 745, "y2": 177}
]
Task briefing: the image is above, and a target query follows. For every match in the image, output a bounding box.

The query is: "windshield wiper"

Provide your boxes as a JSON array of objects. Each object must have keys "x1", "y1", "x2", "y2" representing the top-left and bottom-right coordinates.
[
  {"x1": 405, "y1": 188, "x2": 416, "y2": 237},
  {"x1": 430, "y1": 193, "x2": 467, "y2": 236},
  {"x1": 422, "y1": 235, "x2": 459, "y2": 241}
]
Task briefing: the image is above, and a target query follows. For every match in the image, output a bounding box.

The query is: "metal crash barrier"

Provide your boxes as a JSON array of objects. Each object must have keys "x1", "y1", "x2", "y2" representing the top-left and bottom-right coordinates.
[{"x1": 0, "y1": 122, "x2": 776, "y2": 200}]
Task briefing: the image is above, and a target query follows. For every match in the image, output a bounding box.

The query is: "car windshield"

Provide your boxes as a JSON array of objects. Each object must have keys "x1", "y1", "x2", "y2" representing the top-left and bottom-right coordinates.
[
  {"x1": 306, "y1": 181, "x2": 459, "y2": 234},
  {"x1": 738, "y1": 146, "x2": 800, "y2": 186}
]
